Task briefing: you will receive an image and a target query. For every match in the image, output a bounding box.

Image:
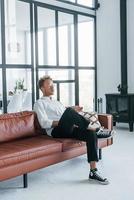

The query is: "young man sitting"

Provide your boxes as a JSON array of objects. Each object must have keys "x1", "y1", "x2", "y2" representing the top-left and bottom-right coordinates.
[{"x1": 34, "y1": 75, "x2": 112, "y2": 185}]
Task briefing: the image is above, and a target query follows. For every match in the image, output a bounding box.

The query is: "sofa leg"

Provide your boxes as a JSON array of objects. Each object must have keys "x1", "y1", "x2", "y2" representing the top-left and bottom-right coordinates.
[
  {"x1": 23, "y1": 174, "x2": 28, "y2": 188},
  {"x1": 99, "y1": 149, "x2": 102, "y2": 160}
]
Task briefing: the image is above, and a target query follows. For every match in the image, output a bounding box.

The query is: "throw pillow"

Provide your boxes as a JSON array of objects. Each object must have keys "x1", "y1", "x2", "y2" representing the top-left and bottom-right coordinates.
[{"x1": 79, "y1": 111, "x2": 101, "y2": 129}]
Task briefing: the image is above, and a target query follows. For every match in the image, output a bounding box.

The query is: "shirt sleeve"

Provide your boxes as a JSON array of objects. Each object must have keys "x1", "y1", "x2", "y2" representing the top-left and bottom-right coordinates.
[{"x1": 33, "y1": 101, "x2": 53, "y2": 129}]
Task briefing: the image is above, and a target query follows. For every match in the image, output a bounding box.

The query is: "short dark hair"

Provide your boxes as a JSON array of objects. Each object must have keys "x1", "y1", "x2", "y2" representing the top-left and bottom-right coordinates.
[{"x1": 38, "y1": 75, "x2": 52, "y2": 89}]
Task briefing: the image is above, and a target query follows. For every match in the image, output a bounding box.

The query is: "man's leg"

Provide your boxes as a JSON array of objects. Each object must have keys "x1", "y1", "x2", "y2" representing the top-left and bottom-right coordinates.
[
  {"x1": 72, "y1": 128, "x2": 99, "y2": 163},
  {"x1": 72, "y1": 127, "x2": 109, "y2": 185},
  {"x1": 52, "y1": 108, "x2": 109, "y2": 185},
  {"x1": 56, "y1": 107, "x2": 89, "y2": 137},
  {"x1": 52, "y1": 107, "x2": 89, "y2": 138}
]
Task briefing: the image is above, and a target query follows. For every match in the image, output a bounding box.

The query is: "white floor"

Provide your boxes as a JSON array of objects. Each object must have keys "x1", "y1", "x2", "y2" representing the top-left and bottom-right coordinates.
[{"x1": 1, "y1": 123, "x2": 134, "y2": 200}]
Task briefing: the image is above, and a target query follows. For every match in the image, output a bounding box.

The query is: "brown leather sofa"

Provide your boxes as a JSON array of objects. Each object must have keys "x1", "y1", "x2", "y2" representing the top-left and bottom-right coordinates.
[{"x1": 0, "y1": 111, "x2": 113, "y2": 188}]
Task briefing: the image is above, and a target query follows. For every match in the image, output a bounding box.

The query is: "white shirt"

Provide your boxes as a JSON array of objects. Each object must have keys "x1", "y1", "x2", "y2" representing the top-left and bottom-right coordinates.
[{"x1": 34, "y1": 96, "x2": 66, "y2": 136}]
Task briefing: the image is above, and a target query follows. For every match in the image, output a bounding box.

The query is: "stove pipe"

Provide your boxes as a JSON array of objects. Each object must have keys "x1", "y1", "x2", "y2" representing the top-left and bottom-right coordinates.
[{"x1": 119, "y1": 0, "x2": 128, "y2": 94}]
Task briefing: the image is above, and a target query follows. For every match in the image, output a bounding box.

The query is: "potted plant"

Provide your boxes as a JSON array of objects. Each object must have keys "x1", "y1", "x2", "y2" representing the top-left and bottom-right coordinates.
[{"x1": 14, "y1": 78, "x2": 24, "y2": 93}]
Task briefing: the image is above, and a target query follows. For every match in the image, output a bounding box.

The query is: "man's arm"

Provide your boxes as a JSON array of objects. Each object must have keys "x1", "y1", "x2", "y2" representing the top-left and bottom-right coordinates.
[{"x1": 34, "y1": 102, "x2": 53, "y2": 129}]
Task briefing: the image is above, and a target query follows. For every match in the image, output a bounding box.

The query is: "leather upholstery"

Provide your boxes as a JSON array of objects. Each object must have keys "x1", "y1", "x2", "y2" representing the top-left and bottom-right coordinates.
[
  {"x1": 0, "y1": 111, "x2": 39, "y2": 142},
  {"x1": 51, "y1": 138, "x2": 85, "y2": 151},
  {"x1": 0, "y1": 135, "x2": 62, "y2": 168},
  {"x1": 41, "y1": 135, "x2": 113, "y2": 152},
  {"x1": 0, "y1": 146, "x2": 87, "y2": 181},
  {"x1": 0, "y1": 111, "x2": 113, "y2": 182},
  {"x1": 98, "y1": 114, "x2": 113, "y2": 130}
]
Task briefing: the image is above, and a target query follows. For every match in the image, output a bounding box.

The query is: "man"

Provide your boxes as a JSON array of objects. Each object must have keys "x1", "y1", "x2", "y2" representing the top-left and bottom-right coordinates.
[{"x1": 34, "y1": 75, "x2": 111, "y2": 185}]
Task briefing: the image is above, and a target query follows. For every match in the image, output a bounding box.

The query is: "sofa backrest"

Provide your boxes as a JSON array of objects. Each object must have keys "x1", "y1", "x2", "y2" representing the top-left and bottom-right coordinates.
[{"x1": 0, "y1": 111, "x2": 42, "y2": 143}]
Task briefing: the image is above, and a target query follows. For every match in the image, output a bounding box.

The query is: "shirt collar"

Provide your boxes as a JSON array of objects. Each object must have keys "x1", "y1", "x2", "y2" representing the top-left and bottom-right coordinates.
[{"x1": 41, "y1": 96, "x2": 53, "y2": 100}]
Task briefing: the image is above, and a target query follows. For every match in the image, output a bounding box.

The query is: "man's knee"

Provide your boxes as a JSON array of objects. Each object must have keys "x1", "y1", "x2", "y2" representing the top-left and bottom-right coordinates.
[
  {"x1": 64, "y1": 107, "x2": 77, "y2": 117},
  {"x1": 66, "y1": 107, "x2": 76, "y2": 113}
]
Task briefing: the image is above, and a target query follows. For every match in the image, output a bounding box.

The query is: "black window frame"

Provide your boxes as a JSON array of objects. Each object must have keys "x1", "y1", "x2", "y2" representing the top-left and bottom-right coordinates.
[
  {"x1": 0, "y1": 0, "x2": 97, "y2": 113},
  {"x1": 56, "y1": 0, "x2": 100, "y2": 10},
  {"x1": 0, "y1": 0, "x2": 34, "y2": 113},
  {"x1": 34, "y1": 2, "x2": 97, "y2": 109}
]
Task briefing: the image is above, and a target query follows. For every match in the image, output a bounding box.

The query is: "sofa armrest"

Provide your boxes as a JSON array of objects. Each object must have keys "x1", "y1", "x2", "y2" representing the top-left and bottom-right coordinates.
[{"x1": 98, "y1": 114, "x2": 113, "y2": 130}]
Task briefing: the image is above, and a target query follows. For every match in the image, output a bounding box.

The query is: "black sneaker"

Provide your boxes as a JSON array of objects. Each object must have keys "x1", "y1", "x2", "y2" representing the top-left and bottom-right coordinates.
[
  {"x1": 89, "y1": 168, "x2": 109, "y2": 185},
  {"x1": 96, "y1": 129, "x2": 113, "y2": 138}
]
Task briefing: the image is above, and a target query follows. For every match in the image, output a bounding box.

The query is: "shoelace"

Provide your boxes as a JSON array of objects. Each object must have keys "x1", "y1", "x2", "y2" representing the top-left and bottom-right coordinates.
[
  {"x1": 92, "y1": 171, "x2": 106, "y2": 181},
  {"x1": 97, "y1": 129, "x2": 111, "y2": 136}
]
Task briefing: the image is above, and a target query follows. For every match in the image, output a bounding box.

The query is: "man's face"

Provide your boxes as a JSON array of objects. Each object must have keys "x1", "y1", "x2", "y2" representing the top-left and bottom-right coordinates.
[{"x1": 41, "y1": 79, "x2": 54, "y2": 96}]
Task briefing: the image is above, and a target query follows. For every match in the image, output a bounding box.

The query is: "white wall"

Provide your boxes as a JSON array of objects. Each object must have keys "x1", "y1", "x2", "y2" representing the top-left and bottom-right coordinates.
[
  {"x1": 96, "y1": 0, "x2": 121, "y2": 112},
  {"x1": 127, "y1": 0, "x2": 134, "y2": 93},
  {"x1": 97, "y1": 0, "x2": 134, "y2": 112}
]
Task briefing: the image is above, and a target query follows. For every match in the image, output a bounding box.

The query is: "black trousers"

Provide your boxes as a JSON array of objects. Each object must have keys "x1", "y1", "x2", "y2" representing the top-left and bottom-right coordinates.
[{"x1": 51, "y1": 107, "x2": 99, "y2": 162}]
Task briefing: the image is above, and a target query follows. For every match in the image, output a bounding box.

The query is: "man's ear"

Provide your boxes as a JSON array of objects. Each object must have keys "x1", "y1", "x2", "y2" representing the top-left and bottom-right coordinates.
[
  {"x1": 41, "y1": 87, "x2": 45, "y2": 94},
  {"x1": 40, "y1": 87, "x2": 43, "y2": 92}
]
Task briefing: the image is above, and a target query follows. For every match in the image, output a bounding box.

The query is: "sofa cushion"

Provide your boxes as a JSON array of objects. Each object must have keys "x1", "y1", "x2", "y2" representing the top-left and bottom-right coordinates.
[
  {"x1": 53, "y1": 138, "x2": 86, "y2": 151},
  {"x1": 0, "y1": 135, "x2": 62, "y2": 167},
  {"x1": 54, "y1": 137, "x2": 113, "y2": 151},
  {"x1": 42, "y1": 135, "x2": 113, "y2": 151},
  {"x1": 0, "y1": 111, "x2": 39, "y2": 143}
]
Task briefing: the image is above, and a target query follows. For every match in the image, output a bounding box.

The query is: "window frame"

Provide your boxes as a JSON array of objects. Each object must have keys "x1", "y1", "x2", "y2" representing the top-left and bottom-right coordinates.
[
  {"x1": 0, "y1": 0, "x2": 34, "y2": 113},
  {"x1": 34, "y1": 2, "x2": 97, "y2": 109},
  {"x1": 56, "y1": 0, "x2": 99, "y2": 10},
  {"x1": 0, "y1": 0, "x2": 97, "y2": 113}
]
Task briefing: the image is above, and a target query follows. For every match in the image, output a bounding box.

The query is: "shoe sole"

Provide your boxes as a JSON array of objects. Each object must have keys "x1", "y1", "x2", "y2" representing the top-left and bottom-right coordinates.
[
  {"x1": 89, "y1": 178, "x2": 109, "y2": 185},
  {"x1": 97, "y1": 130, "x2": 115, "y2": 139}
]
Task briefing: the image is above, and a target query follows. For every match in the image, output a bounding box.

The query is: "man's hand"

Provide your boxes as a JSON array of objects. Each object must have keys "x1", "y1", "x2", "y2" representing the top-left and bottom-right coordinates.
[
  {"x1": 52, "y1": 121, "x2": 59, "y2": 128},
  {"x1": 72, "y1": 105, "x2": 83, "y2": 113}
]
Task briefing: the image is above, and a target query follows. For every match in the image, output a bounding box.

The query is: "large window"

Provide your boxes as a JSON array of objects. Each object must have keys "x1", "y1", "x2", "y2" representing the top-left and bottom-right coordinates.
[
  {"x1": 37, "y1": 4, "x2": 96, "y2": 110},
  {"x1": 0, "y1": 0, "x2": 96, "y2": 113},
  {"x1": 60, "y1": 82, "x2": 75, "y2": 106},
  {"x1": 38, "y1": 7, "x2": 56, "y2": 65},
  {"x1": 39, "y1": 69, "x2": 74, "y2": 81},
  {"x1": 62, "y1": 0, "x2": 75, "y2": 2},
  {"x1": 57, "y1": 0, "x2": 96, "y2": 8},
  {"x1": 5, "y1": 0, "x2": 31, "y2": 64},
  {"x1": 36, "y1": 6, "x2": 76, "y2": 107},
  {"x1": 6, "y1": 69, "x2": 32, "y2": 113},
  {"x1": 0, "y1": 0, "x2": 33, "y2": 113},
  {"x1": 77, "y1": 0, "x2": 95, "y2": 7},
  {"x1": 78, "y1": 15, "x2": 94, "y2": 67},
  {"x1": 6, "y1": 69, "x2": 32, "y2": 94},
  {"x1": 58, "y1": 12, "x2": 74, "y2": 66},
  {"x1": 77, "y1": 15, "x2": 95, "y2": 110},
  {"x1": 79, "y1": 70, "x2": 95, "y2": 111}
]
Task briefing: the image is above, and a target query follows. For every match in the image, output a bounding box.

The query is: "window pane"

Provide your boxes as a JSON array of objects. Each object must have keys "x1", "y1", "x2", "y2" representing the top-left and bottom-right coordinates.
[
  {"x1": 57, "y1": 0, "x2": 95, "y2": 7},
  {"x1": 38, "y1": 7, "x2": 56, "y2": 65},
  {"x1": 77, "y1": 0, "x2": 94, "y2": 7},
  {"x1": 78, "y1": 15, "x2": 94, "y2": 67},
  {"x1": 62, "y1": 0, "x2": 75, "y2": 2},
  {"x1": 5, "y1": 0, "x2": 31, "y2": 64},
  {"x1": 60, "y1": 83, "x2": 75, "y2": 106},
  {"x1": 58, "y1": 12, "x2": 74, "y2": 66},
  {"x1": 0, "y1": 2, "x2": 1, "y2": 64},
  {"x1": 39, "y1": 69, "x2": 74, "y2": 80},
  {"x1": 0, "y1": 69, "x2": 3, "y2": 114},
  {"x1": 79, "y1": 70, "x2": 95, "y2": 111},
  {"x1": 6, "y1": 69, "x2": 32, "y2": 113}
]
